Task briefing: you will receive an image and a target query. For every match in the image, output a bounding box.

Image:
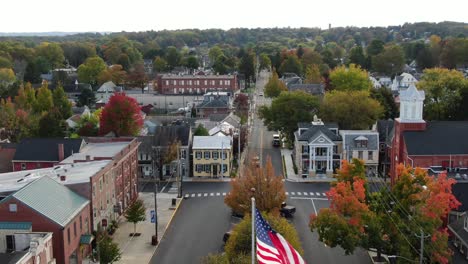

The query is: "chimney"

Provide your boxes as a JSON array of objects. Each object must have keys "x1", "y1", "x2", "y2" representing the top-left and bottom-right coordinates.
[
  {"x1": 86, "y1": 155, "x2": 91, "y2": 161},
  {"x1": 58, "y1": 143, "x2": 64, "y2": 162}
]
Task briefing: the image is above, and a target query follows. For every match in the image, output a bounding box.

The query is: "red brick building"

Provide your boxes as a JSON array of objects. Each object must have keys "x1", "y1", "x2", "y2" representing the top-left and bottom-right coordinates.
[
  {"x1": 12, "y1": 138, "x2": 84, "y2": 171},
  {"x1": 0, "y1": 177, "x2": 92, "y2": 264},
  {"x1": 390, "y1": 85, "x2": 468, "y2": 183},
  {"x1": 156, "y1": 72, "x2": 238, "y2": 95}
]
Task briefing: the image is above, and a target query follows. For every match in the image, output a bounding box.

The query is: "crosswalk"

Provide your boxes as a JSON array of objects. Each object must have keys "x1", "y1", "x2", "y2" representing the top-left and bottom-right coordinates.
[{"x1": 183, "y1": 191, "x2": 328, "y2": 199}]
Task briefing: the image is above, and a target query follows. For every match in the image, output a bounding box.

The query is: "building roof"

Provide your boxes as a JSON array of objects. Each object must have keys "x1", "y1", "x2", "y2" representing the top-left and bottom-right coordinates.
[
  {"x1": 137, "y1": 136, "x2": 153, "y2": 153},
  {"x1": 399, "y1": 84, "x2": 425, "y2": 100},
  {"x1": 209, "y1": 113, "x2": 230, "y2": 122},
  {"x1": 13, "y1": 138, "x2": 84, "y2": 162},
  {"x1": 0, "y1": 222, "x2": 32, "y2": 230},
  {"x1": 197, "y1": 98, "x2": 229, "y2": 108},
  {"x1": 0, "y1": 251, "x2": 28, "y2": 264},
  {"x1": 404, "y1": 121, "x2": 468, "y2": 155},
  {"x1": 0, "y1": 160, "x2": 110, "y2": 194},
  {"x1": 159, "y1": 74, "x2": 235, "y2": 79},
  {"x1": 340, "y1": 130, "x2": 379, "y2": 151},
  {"x1": 1, "y1": 177, "x2": 89, "y2": 227},
  {"x1": 97, "y1": 81, "x2": 116, "y2": 93},
  {"x1": 60, "y1": 140, "x2": 132, "y2": 163},
  {"x1": 288, "y1": 84, "x2": 325, "y2": 96},
  {"x1": 452, "y1": 183, "x2": 468, "y2": 212},
  {"x1": 193, "y1": 136, "x2": 232, "y2": 149},
  {"x1": 448, "y1": 215, "x2": 468, "y2": 242},
  {"x1": 296, "y1": 125, "x2": 341, "y2": 142},
  {"x1": 153, "y1": 125, "x2": 191, "y2": 147},
  {"x1": 221, "y1": 113, "x2": 241, "y2": 128}
]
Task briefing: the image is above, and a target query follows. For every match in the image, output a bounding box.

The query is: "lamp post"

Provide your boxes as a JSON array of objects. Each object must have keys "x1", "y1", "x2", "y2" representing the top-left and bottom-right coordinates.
[{"x1": 178, "y1": 158, "x2": 184, "y2": 198}]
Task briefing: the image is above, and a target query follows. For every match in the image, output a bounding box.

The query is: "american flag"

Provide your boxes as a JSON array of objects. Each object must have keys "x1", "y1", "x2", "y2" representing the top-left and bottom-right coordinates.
[{"x1": 255, "y1": 208, "x2": 306, "y2": 264}]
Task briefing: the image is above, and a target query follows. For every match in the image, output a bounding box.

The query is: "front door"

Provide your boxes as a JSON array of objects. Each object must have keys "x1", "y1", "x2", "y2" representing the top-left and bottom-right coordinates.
[
  {"x1": 213, "y1": 164, "x2": 218, "y2": 177},
  {"x1": 6, "y1": 235, "x2": 15, "y2": 252}
]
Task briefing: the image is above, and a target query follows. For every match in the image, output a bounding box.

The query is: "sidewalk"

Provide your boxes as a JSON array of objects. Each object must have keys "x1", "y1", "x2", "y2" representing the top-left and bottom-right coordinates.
[{"x1": 112, "y1": 192, "x2": 182, "y2": 264}]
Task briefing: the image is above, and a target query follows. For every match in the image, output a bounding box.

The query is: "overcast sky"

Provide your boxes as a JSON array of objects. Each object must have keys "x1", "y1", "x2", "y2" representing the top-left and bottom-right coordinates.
[{"x1": 1, "y1": 0, "x2": 467, "y2": 32}]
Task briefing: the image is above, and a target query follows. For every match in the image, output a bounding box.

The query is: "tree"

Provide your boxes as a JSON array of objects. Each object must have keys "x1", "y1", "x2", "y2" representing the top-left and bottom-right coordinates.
[
  {"x1": 78, "y1": 87, "x2": 96, "y2": 107},
  {"x1": 320, "y1": 91, "x2": 383, "y2": 130},
  {"x1": 33, "y1": 83, "x2": 53, "y2": 113},
  {"x1": 194, "y1": 124, "x2": 209, "y2": 136},
  {"x1": 370, "y1": 88, "x2": 398, "y2": 119},
  {"x1": 371, "y1": 45, "x2": 405, "y2": 76},
  {"x1": 225, "y1": 213, "x2": 303, "y2": 263},
  {"x1": 23, "y1": 60, "x2": 41, "y2": 83},
  {"x1": 212, "y1": 55, "x2": 228, "y2": 75},
  {"x1": 99, "y1": 93, "x2": 143, "y2": 137},
  {"x1": 126, "y1": 63, "x2": 148, "y2": 90},
  {"x1": 35, "y1": 42, "x2": 65, "y2": 68},
  {"x1": 304, "y1": 64, "x2": 322, "y2": 84},
  {"x1": 0, "y1": 98, "x2": 16, "y2": 140},
  {"x1": 165, "y1": 46, "x2": 181, "y2": 69},
  {"x1": 417, "y1": 68, "x2": 468, "y2": 120},
  {"x1": 125, "y1": 199, "x2": 146, "y2": 235},
  {"x1": 259, "y1": 91, "x2": 319, "y2": 143},
  {"x1": 98, "y1": 64, "x2": 127, "y2": 86},
  {"x1": 348, "y1": 46, "x2": 367, "y2": 68},
  {"x1": 0, "y1": 57, "x2": 12, "y2": 68},
  {"x1": 61, "y1": 42, "x2": 96, "y2": 67},
  {"x1": 225, "y1": 157, "x2": 286, "y2": 216},
  {"x1": 52, "y1": 85, "x2": 72, "y2": 119},
  {"x1": 264, "y1": 71, "x2": 287, "y2": 97},
  {"x1": 300, "y1": 49, "x2": 323, "y2": 69},
  {"x1": 186, "y1": 55, "x2": 199, "y2": 70},
  {"x1": 0, "y1": 68, "x2": 15, "y2": 83},
  {"x1": 440, "y1": 38, "x2": 468, "y2": 69},
  {"x1": 208, "y1": 46, "x2": 224, "y2": 62},
  {"x1": 233, "y1": 93, "x2": 249, "y2": 121},
  {"x1": 279, "y1": 54, "x2": 303, "y2": 76},
  {"x1": 258, "y1": 53, "x2": 271, "y2": 71},
  {"x1": 153, "y1": 56, "x2": 167, "y2": 73},
  {"x1": 329, "y1": 64, "x2": 372, "y2": 91},
  {"x1": 239, "y1": 50, "x2": 256, "y2": 87},
  {"x1": 366, "y1": 39, "x2": 385, "y2": 57},
  {"x1": 311, "y1": 159, "x2": 460, "y2": 264},
  {"x1": 97, "y1": 231, "x2": 121, "y2": 264},
  {"x1": 38, "y1": 108, "x2": 65, "y2": 137},
  {"x1": 77, "y1": 56, "x2": 107, "y2": 86},
  {"x1": 15, "y1": 83, "x2": 35, "y2": 111}
]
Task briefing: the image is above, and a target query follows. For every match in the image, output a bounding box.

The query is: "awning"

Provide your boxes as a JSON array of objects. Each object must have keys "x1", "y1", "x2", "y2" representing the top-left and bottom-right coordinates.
[{"x1": 80, "y1": 234, "x2": 94, "y2": 245}]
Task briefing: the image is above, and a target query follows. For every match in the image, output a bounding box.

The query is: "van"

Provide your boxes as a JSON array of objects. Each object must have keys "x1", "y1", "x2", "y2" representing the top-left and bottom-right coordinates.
[{"x1": 272, "y1": 134, "x2": 281, "y2": 147}]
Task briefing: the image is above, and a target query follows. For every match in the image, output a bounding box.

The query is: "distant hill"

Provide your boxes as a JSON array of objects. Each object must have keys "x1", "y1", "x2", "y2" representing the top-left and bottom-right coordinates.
[{"x1": 0, "y1": 32, "x2": 112, "y2": 37}]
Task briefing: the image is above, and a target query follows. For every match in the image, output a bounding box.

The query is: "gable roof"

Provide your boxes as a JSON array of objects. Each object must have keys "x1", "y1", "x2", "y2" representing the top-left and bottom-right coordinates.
[
  {"x1": 97, "y1": 81, "x2": 116, "y2": 93},
  {"x1": 297, "y1": 125, "x2": 341, "y2": 142},
  {"x1": 404, "y1": 121, "x2": 468, "y2": 155},
  {"x1": 13, "y1": 138, "x2": 84, "y2": 162},
  {"x1": 153, "y1": 125, "x2": 191, "y2": 147},
  {"x1": 288, "y1": 84, "x2": 325, "y2": 96},
  {"x1": 340, "y1": 131, "x2": 379, "y2": 151},
  {"x1": 197, "y1": 98, "x2": 229, "y2": 108},
  {"x1": 193, "y1": 136, "x2": 231, "y2": 149},
  {"x1": 221, "y1": 113, "x2": 241, "y2": 128},
  {"x1": 1, "y1": 177, "x2": 89, "y2": 227},
  {"x1": 399, "y1": 84, "x2": 425, "y2": 100}
]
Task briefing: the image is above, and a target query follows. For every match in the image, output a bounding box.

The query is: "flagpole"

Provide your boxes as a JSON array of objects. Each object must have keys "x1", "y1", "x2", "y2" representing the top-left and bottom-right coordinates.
[{"x1": 251, "y1": 196, "x2": 255, "y2": 264}]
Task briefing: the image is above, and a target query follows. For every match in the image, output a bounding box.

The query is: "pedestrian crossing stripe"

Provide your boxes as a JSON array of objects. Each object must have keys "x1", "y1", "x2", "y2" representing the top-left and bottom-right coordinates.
[
  {"x1": 297, "y1": 192, "x2": 302, "y2": 195},
  {"x1": 204, "y1": 193, "x2": 208, "y2": 197},
  {"x1": 210, "y1": 193, "x2": 214, "y2": 196},
  {"x1": 184, "y1": 192, "x2": 328, "y2": 198},
  {"x1": 217, "y1": 193, "x2": 220, "y2": 196},
  {"x1": 316, "y1": 192, "x2": 321, "y2": 196},
  {"x1": 222, "y1": 192, "x2": 226, "y2": 196}
]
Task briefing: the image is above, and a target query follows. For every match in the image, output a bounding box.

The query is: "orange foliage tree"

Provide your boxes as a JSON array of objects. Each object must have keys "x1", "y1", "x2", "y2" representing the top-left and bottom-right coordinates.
[
  {"x1": 310, "y1": 159, "x2": 460, "y2": 263},
  {"x1": 99, "y1": 93, "x2": 143, "y2": 137},
  {"x1": 224, "y1": 156, "x2": 286, "y2": 216}
]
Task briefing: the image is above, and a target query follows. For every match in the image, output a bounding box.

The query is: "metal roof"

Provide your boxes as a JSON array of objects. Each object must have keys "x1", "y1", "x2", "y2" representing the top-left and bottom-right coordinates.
[
  {"x1": 2, "y1": 176, "x2": 89, "y2": 227},
  {"x1": 0, "y1": 222, "x2": 32, "y2": 230},
  {"x1": 193, "y1": 136, "x2": 232, "y2": 149}
]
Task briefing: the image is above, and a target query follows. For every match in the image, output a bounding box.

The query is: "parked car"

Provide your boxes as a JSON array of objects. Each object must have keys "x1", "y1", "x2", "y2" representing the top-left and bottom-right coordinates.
[
  {"x1": 279, "y1": 202, "x2": 296, "y2": 218},
  {"x1": 223, "y1": 230, "x2": 232, "y2": 244}
]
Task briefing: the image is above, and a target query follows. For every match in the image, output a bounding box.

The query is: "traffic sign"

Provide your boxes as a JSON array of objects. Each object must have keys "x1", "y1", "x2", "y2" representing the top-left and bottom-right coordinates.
[{"x1": 150, "y1": 210, "x2": 156, "y2": 223}]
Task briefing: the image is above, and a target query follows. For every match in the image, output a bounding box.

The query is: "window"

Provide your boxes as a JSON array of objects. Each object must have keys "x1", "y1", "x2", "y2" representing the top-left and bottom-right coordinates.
[
  {"x1": 93, "y1": 208, "x2": 97, "y2": 218},
  {"x1": 368, "y1": 151, "x2": 373, "y2": 160},
  {"x1": 204, "y1": 151, "x2": 211, "y2": 159},
  {"x1": 222, "y1": 164, "x2": 228, "y2": 173},
  {"x1": 222, "y1": 151, "x2": 227, "y2": 160},
  {"x1": 196, "y1": 164, "x2": 203, "y2": 172},
  {"x1": 212, "y1": 151, "x2": 219, "y2": 160},
  {"x1": 165, "y1": 80, "x2": 169, "y2": 85},
  {"x1": 181, "y1": 80, "x2": 184, "y2": 85},
  {"x1": 204, "y1": 80, "x2": 207, "y2": 85},
  {"x1": 85, "y1": 217, "x2": 89, "y2": 233},
  {"x1": 189, "y1": 80, "x2": 192, "y2": 85},
  {"x1": 80, "y1": 216, "x2": 82, "y2": 231},
  {"x1": 204, "y1": 165, "x2": 211, "y2": 173},
  {"x1": 181, "y1": 149, "x2": 187, "y2": 159},
  {"x1": 67, "y1": 228, "x2": 71, "y2": 244},
  {"x1": 227, "y1": 80, "x2": 231, "y2": 85},
  {"x1": 196, "y1": 151, "x2": 202, "y2": 159},
  {"x1": 356, "y1": 139, "x2": 368, "y2": 148},
  {"x1": 9, "y1": 204, "x2": 17, "y2": 212},
  {"x1": 211, "y1": 80, "x2": 215, "y2": 85},
  {"x1": 74, "y1": 222, "x2": 77, "y2": 237},
  {"x1": 358, "y1": 151, "x2": 363, "y2": 159},
  {"x1": 37, "y1": 163, "x2": 42, "y2": 168},
  {"x1": 99, "y1": 179, "x2": 102, "y2": 191},
  {"x1": 92, "y1": 183, "x2": 96, "y2": 197},
  {"x1": 302, "y1": 145, "x2": 308, "y2": 154},
  {"x1": 21, "y1": 163, "x2": 26, "y2": 170}
]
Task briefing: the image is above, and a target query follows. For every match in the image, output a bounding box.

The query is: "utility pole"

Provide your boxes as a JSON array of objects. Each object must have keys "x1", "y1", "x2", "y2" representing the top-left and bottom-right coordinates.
[
  {"x1": 416, "y1": 228, "x2": 430, "y2": 264},
  {"x1": 153, "y1": 182, "x2": 158, "y2": 245}
]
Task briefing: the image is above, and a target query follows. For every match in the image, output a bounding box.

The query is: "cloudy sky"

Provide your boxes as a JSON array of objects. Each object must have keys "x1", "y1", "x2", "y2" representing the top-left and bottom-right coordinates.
[{"x1": 1, "y1": 0, "x2": 467, "y2": 32}]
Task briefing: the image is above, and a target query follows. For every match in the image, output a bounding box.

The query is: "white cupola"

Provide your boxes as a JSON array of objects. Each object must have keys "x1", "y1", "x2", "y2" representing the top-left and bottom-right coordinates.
[{"x1": 399, "y1": 84, "x2": 425, "y2": 123}]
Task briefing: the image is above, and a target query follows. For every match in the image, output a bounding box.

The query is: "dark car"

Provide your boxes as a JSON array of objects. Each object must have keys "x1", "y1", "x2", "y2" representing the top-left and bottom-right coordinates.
[
  {"x1": 279, "y1": 202, "x2": 296, "y2": 218},
  {"x1": 223, "y1": 231, "x2": 232, "y2": 244}
]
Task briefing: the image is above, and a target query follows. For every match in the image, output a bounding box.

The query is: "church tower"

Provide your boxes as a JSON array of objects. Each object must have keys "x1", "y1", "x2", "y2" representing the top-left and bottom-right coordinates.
[{"x1": 390, "y1": 84, "x2": 426, "y2": 182}]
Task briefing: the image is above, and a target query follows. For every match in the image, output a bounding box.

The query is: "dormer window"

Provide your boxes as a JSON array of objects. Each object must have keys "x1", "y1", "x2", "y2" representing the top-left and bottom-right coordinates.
[{"x1": 354, "y1": 136, "x2": 368, "y2": 148}]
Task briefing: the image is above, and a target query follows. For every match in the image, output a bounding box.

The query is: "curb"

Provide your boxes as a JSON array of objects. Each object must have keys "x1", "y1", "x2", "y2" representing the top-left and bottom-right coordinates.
[{"x1": 147, "y1": 197, "x2": 184, "y2": 263}]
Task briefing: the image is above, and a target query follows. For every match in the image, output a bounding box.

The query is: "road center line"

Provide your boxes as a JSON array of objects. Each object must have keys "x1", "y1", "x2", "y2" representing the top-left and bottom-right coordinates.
[
  {"x1": 290, "y1": 197, "x2": 328, "y2": 201},
  {"x1": 311, "y1": 199, "x2": 318, "y2": 215}
]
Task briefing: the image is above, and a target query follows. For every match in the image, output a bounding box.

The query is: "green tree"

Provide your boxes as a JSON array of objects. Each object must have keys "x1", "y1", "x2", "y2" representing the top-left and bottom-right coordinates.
[
  {"x1": 371, "y1": 45, "x2": 405, "y2": 76},
  {"x1": 329, "y1": 64, "x2": 372, "y2": 91},
  {"x1": 35, "y1": 42, "x2": 65, "y2": 68},
  {"x1": 264, "y1": 71, "x2": 287, "y2": 97},
  {"x1": 38, "y1": 108, "x2": 65, "y2": 137},
  {"x1": 153, "y1": 56, "x2": 167, "y2": 73},
  {"x1": 24, "y1": 60, "x2": 41, "y2": 83},
  {"x1": 225, "y1": 213, "x2": 303, "y2": 263},
  {"x1": 78, "y1": 87, "x2": 96, "y2": 107},
  {"x1": 279, "y1": 54, "x2": 303, "y2": 76},
  {"x1": 208, "y1": 46, "x2": 224, "y2": 62},
  {"x1": 53, "y1": 85, "x2": 72, "y2": 119},
  {"x1": 300, "y1": 49, "x2": 323, "y2": 69},
  {"x1": 366, "y1": 39, "x2": 385, "y2": 57},
  {"x1": 34, "y1": 83, "x2": 54, "y2": 113},
  {"x1": 125, "y1": 199, "x2": 146, "y2": 235},
  {"x1": 0, "y1": 56, "x2": 12, "y2": 68},
  {"x1": 239, "y1": 50, "x2": 256, "y2": 87},
  {"x1": 213, "y1": 55, "x2": 228, "y2": 74},
  {"x1": 194, "y1": 124, "x2": 209, "y2": 136},
  {"x1": 370, "y1": 88, "x2": 398, "y2": 119},
  {"x1": 0, "y1": 68, "x2": 16, "y2": 83},
  {"x1": 304, "y1": 64, "x2": 322, "y2": 84},
  {"x1": 15, "y1": 82, "x2": 36, "y2": 111},
  {"x1": 186, "y1": 55, "x2": 199, "y2": 70},
  {"x1": 165, "y1": 46, "x2": 181, "y2": 70},
  {"x1": 258, "y1": 91, "x2": 319, "y2": 143},
  {"x1": 417, "y1": 68, "x2": 468, "y2": 120},
  {"x1": 348, "y1": 46, "x2": 367, "y2": 68},
  {"x1": 320, "y1": 91, "x2": 383, "y2": 130},
  {"x1": 61, "y1": 42, "x2": 96, "y2": 67},
  {"x1": 440, "y1": 37, "x2": 468, "y2": 69},
  {"x1": 77, "y1": 56, "x2": 107, "y2": 86},
  {"x1": 97, "y1": 231, "x2": 121, "y2": 264},
  {"x1": 259, "y1": 53, "x2": 271, "y2": 71}
]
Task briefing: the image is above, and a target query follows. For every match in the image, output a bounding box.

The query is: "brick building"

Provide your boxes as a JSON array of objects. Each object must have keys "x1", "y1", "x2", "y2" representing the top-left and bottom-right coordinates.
[
  {"x1": 390, "y1": 84, "x2": 468, "y2": 183},
  {"x1": 12, "y1": 139, "x2": 84, "y2": 171},
  {"x1": 0, "y1": 143, "x2": 16, "y2": 173},
  {"x1": 156, "y1": 73, "x2": 238, "y2": 95},
  {"x1": 0, "y1": 177, "x2": 91, "y2": 264}
]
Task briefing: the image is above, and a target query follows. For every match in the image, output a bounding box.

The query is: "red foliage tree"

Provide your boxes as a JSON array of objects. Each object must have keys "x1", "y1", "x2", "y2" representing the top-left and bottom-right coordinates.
[{"x1": 99, "y1": 93, "x2": 143, "y2": 137}]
